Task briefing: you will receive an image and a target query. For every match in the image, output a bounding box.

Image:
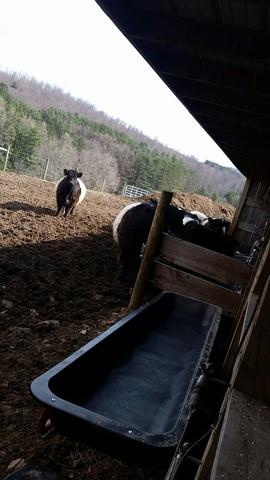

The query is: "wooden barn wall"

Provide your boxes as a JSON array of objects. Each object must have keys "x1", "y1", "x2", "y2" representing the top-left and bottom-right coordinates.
[{"x1": 232, "y1": 180, "x2": 270, "y2": 252}]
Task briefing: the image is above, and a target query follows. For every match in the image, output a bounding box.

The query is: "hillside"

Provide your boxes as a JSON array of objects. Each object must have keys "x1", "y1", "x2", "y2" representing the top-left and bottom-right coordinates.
[{"x1": 0, "y1": 70, "x2": 245, "y2": 204}]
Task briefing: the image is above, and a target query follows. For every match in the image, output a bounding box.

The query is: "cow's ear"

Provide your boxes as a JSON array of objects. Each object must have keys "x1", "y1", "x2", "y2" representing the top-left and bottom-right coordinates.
[
  {"x1": 77, "y1": 172, "x2": 82, "y2": 178},
  {"x1": 64, "y1": 169, "x2": 68, "y2": 175}
]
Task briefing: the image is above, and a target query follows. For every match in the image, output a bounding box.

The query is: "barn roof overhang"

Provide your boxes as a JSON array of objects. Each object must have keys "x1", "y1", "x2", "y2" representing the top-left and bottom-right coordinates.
[{"x1": 95, "y1": 0, "x2": 270, "y2": 181}]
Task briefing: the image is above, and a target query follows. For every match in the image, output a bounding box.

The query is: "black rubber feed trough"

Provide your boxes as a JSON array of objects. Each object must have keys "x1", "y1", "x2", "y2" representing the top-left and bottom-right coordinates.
[{"x1": 31, "y1": 292, "x2": 221, "y2": 461}]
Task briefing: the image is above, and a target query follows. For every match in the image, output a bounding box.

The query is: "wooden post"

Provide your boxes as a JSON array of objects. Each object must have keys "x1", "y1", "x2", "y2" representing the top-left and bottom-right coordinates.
[
  {"x1": 122, "y1": 180, "x2": 127, "y2": 196},
  {"x1": 43, "y1": 158, "x2": 50, "y2": 180},
  {"x1": 222, "y1": 232, "x2": 270, "y2": 377},
  {"x1": 194, "y1": 414, "x2": 224, "y2": 480},
  {"x1": 229, "y1": 178, "x2": 251, "y2": 235},
  {"x1": 128, "y1": 191, "x2": 173, "y2": 311},
  {"x1": 236, "y1": 274, "x2": 270, "y2": 403},
  {"x1": 3, "y1": 145, "x2": 10, "y2": 171}
]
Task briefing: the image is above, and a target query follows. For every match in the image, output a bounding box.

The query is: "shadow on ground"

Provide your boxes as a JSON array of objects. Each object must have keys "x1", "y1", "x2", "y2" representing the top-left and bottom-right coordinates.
[{"x1": 0, "y1": 201, "x2": 54, "y2": 216}]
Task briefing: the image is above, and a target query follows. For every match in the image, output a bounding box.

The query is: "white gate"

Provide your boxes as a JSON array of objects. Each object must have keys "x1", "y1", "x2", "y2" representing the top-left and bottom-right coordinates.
[{"x1": 122, "y1": 184, "x2": 149, "y2": 198}]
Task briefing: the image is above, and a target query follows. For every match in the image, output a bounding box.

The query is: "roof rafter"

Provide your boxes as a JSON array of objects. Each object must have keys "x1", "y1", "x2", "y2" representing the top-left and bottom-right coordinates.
[
  {"x1": 185, "y1": 100, "x2": 270, "y2": 132},
  {"x1": 126, "y1": 12, "x2": 270, "y2": 67},
  {"x1": 197, "y1": 119, "x2": 270, "y2": 148},
  {"x1": 166, "y1": 77, "x2": 270, "y2": 117}
]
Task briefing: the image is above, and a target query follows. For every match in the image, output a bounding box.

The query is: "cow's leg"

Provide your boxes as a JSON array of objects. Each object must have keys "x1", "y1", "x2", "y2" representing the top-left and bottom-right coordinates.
[
  {"x1": 55, "y1": 204, "x2": 62, "y2": 216},
  {"x1": 64, "y1": 203, "x2": 72, "y2": 217},
  {"x1": 117, "y1": 243, "x2": 140, "y2": 286},
  {"x1": 69, "y1": 201, "x2": 77, "y2": 215}
]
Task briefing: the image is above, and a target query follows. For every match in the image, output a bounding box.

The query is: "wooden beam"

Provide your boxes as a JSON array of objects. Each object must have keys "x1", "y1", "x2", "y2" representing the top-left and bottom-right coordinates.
[
  {"x1": 229, "y1": 179, "x2": 251, "y2": 235},
  {"x1": 161, "y1": 70, "x2": 270, "y2": 104},
  {"x1": 236, "y1": 220, "x2": 258, "y2": 233},
  {"x1": 152, "y1": 261, "x2": 241, "y2": 315},
  {"x1": 180, "y1": 98, "x2": 270, "y2": 131},
  {"x1": 195, "y1": 115, "x2": 270, "y2": 143},
  {"x1": 222, "y1": 236, "x2": 270, "y2": 376},
  {"x1": 156, "y1": 55, "x2": 270, "y2": 100},
  {"x1": 164, "y1": 78, "x2": 270, "y2": 124},
  {"x1": 128, "y1": 191, "x2": 173, "y2": 311},
  {"x1": 194, "y1": 412, "x2": 224, "y2": 480},
  {"x1": 251, "y1": 223, "x2": 270, "y2": 295},
  {"x1": 204, "y1": 135, "x2": 270, "y2": 159},
  {"x1": 159, "y1": 234, "x2": 252, "y2": 287},
  {"x1": 196, "y1": 107, "x2": 270, "y2": 144},
  {"x1": 126, "y1": 12, "x2": 269, "y2": 66},
  {"x1": 226, "y1": 275, "x2": 270, "y2": 396},
  {"x1": 222, "y1": 294, "x2": 256, "y2": 377},
  {"x1": 165, "y1": 77, "x2": 270, "y2": 118},
  {"x1": 133, "y1": 33, "x2": 267, "y2": 70},
  {"x1": 246, "y1": 197, "x2": 270, "y2": 213},
  {"x1": 236, "y1": 277, "x2": 270, "y2": 402},
  {"x1": 191, "y1": 104, "x2": 269, "y2": 132}
]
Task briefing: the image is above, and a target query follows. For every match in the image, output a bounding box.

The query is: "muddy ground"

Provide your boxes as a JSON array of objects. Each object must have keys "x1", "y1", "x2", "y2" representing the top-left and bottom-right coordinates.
[{"x1": 0, "y1": 172, "x2": 235, "y2": 480}]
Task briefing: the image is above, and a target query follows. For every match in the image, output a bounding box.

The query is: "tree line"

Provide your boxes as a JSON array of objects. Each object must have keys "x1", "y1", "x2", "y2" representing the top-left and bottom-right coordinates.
[{"x1": 0, "y1": 71, "x2": 245, "y2": 206}]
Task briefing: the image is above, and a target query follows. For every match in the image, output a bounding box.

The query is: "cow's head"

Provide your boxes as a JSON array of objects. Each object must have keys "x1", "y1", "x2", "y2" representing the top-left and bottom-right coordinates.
[
  {"x1": 203, "y1": 217, "x2": 231, "y2": 235},
  {"x1": 63, "y1": 169, "x2": 83, "y2": 182}
]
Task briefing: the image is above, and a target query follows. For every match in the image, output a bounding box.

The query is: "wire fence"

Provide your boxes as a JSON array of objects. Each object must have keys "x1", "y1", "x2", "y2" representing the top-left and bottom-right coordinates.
[{"x1": 0, "y1": 147, "x2": 151, "y2": 198}]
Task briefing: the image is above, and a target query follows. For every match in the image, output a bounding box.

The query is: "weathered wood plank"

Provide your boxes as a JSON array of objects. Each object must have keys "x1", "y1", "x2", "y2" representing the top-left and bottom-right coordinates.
[
  {"x1": 229, "y1": 178, "x2": 251, "y2": 235},
  {"x1": 210, "y1": 389, "x2": 270, "y2": 480},
  {"x1": 237, "y1": 220, "x2": 258, "y2": 233},
  {"x1": 194, "y1": 413, "x2": 224, "y2": 480},
  {"x1": 236, "y1": 276, "x2": 270, "y2": 403},
  {"x1": 159, "y1": 234, "x2": 252, "y2": 287},
  {"x1": 152, "y1": 261, "x2": 241, "y2": 315},
  {"x1": 222, "y1": 293, "x2": 259, "y2": 378},
  {"x1": 222, "y1": 236, "x2": 270, "y2": 377},
  {"x1": 246, "y1": 196, "x2": 270, "y2": 213}
]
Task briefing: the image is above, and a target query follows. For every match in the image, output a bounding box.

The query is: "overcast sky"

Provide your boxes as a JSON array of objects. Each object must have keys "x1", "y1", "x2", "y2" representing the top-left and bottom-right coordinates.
[{"x1": 0, "y1": 0, "x2": 235, "y2": 168}]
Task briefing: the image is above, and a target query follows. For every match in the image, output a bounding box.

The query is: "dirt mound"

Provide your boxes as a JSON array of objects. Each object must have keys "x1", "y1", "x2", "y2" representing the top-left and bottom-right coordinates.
[
  {"x1": 141, "y1": 191, "x2": 235, "y2": 219},
  {"x1": 0, "y1": 172, "x2": 235, "y2": 480}
]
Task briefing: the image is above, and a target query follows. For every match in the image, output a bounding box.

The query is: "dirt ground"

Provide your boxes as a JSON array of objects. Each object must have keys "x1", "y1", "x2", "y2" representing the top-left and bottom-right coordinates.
[{"x1": 0, "y1": 172, "x2": 235, "y2": 480}]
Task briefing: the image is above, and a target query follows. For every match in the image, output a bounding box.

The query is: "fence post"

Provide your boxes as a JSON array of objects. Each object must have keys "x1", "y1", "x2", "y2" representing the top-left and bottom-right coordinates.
[
  {"x1": 43, "y1": 158, "x2": 50, "y2": 180},
  {"x1": 3, "y1": 145, "x2": 10, "y2": 171},
  {"x1": 101, "y1": 176, "x2": 107, "y2": 192},
  {"x1": 122, "y1": 181, "x2": 127, "y2": 195},
  {"x1": 128, "y1": 190, "x2": 173, "y2": 310}
]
